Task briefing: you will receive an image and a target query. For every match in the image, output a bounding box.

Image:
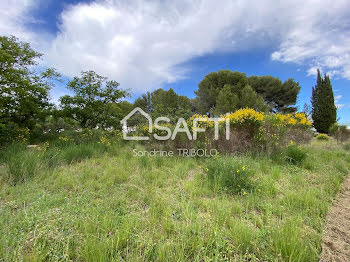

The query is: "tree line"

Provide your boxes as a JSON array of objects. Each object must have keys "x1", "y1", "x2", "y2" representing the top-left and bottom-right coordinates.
[{"x1": 0, "y1": 35, "x2": 338, "y2": 143}]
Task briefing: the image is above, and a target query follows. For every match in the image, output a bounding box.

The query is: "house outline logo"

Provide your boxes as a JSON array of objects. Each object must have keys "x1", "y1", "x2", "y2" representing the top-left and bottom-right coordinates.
[{"x1": 120, "y1": 107, "x2": 152, "y2": 140}]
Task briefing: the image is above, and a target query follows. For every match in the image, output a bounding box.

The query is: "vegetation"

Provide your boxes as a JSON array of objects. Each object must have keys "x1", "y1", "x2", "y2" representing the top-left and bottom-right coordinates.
[
  {"x1": 316, "y1": 134, "x2": 330, "y2": 141},
  {"x1": 134, "y1": 88, "x2": 192, "y2": 124},
  {"x1": 59, "y1": 70, "x2": 129, "y2": 130},
  {"x1": 0, "y1": 138, "x2": 349, "y2": 261},
  {"x1": 0, "y1": 36, "x2": 60, "y2": 142},
  {"x1": 329, "y1": 123, "x2": 350, "y2": 143},
  {"x1": 311, "y1": 69, "x2": 337, "y2": 133},
  {"x1": 194, "y1": 70, "x2": 300, "y2": 115}
]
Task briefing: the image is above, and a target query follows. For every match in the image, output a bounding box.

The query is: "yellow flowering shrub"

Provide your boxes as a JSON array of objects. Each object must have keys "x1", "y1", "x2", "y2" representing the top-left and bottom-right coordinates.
[{"x1": 223, "y1": 108, "x2": 264, "y2": 127}]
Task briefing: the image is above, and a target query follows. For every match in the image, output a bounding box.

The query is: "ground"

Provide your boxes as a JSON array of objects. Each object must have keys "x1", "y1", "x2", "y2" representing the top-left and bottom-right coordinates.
[
  {"x1": 0, "y1": 140, "x2": 349, "y2": 261},
  {"x1": 321, "y1": 175, "x2": 350, "y2": 261}
]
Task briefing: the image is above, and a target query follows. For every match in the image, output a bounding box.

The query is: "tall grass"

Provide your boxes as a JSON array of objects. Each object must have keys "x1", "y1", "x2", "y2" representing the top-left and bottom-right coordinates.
[
  {"x1": 0, "y1": 139, "x2": 349, "y2": 261},
  {"x1": 0, "y1": 140, "x2": 113, "y2": 185},
  {"x1": 204, "y1": 156, "x2": 255, "y2": 194}
]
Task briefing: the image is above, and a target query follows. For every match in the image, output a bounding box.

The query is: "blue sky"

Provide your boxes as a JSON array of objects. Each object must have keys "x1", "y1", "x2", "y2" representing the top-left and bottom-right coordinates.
[{"x1": 1, "y1": 0, "x2": 350, "y2": 123}]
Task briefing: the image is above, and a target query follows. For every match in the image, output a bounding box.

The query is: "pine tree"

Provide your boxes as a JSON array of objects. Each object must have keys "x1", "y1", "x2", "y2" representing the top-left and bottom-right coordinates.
[{"x1": 311, "y1": 69, "x2": 337, "y2": 133}]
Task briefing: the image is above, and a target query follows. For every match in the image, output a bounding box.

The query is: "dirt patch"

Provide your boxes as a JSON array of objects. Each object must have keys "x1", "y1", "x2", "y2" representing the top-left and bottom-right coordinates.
[{"x1": 321, "y1": 175, "x2": 350, "y2": 262}]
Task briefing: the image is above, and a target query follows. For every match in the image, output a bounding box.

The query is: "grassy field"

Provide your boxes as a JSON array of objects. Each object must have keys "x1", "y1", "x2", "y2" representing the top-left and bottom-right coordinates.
[{"x1": 0, "y1": 139, "x2": 349, "y2": 261}]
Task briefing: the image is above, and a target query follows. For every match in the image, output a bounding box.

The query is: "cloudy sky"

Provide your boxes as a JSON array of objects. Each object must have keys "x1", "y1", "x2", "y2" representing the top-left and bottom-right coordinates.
[{"x1": 1, "y1": 0, "x2": 350, "y2": 122}]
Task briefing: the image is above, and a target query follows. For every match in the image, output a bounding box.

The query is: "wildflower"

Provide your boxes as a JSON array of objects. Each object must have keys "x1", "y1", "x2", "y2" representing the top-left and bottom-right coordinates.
[
  {"x1": 290, "y1": 140, "x2": 294, "y2": 145},
  {"x1": 258, "y1": 189, "x2": 261, "y2": 192},
  {"x1": 205, "y1": 168, "x2": 209, "y2": 171},
  {"x1": 243, "y1": 192, "x2": 247, "y2": 196},
  {"x1": 236, "y1": 169, "x2": 240, "y2": 173},
  {"x1": 242, "y1": 166, "x2": 245, "y2": 171}
]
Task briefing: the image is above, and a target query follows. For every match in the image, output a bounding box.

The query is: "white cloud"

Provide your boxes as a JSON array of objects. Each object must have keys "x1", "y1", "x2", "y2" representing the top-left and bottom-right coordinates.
[
  {"x1": 2, "y1": 0, "x2": 350, "y2": 93},
  {"x1": 0, "y1": 0, "x2": 37, "y2": 42},
  {"x1": 270, "y1": 0, "x2": 350, "y2": 80},
  {"x1": 335, "y1": 95, "x2": 342, "y2": 103}
]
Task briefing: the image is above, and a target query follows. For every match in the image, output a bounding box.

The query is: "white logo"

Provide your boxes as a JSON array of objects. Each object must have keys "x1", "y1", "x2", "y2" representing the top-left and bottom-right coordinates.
[{"x1": 121, "y1": 107, "x2": 230, "y2": 141}]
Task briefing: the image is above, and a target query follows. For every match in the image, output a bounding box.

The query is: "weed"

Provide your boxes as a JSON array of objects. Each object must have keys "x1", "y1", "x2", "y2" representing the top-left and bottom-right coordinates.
[
  {"x1": 204, "y1": 157, "x2": 255, "y2": 194},
  {"x1": 285, "y1": 144, "x2": 307, "y2": 165}
]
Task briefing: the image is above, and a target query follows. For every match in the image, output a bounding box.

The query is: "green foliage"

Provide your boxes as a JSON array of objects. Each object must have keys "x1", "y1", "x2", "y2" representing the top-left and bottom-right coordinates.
[
  {"x1": 316, "y1": 133, "x2": 330, "y2": 141},
  {"x1": 60, "y1": 70, "x2": 129, "y2": 129},
  {"x1": 249, "y1": 76, "x2": 301, "y2": 113},
  {"x1": 215, "y1": 84, "x2": 267, "y2": 114},
  {"x1": 284, "y1": 144, "x2": 307, "y2": 165},
  {"x1": 134, "y1": 88, "x2": 192, "y2": 123},
  {"x1": 311, "y1": 69, "x2": 337, "y2": 133},
  {"x1": 0, "y1": 36, "x2": 59, "y2": 140},
  {"x1": 204, "y1": 157, "x2": 254, "y2": 194},
  {"x1": 329, "y1": 123, "x2": 350, "y2": 143},
  {"x1": 194, "y1": 70, "x2": 300, "y2": 115},
  {"x1": 195, "y1": 70, "x2": 248, "y2": 114}
]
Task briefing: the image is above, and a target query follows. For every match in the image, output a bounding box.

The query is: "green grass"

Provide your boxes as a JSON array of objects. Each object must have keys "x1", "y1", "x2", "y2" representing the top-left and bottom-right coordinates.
[{"x1": 0, "y1": 139, "x2": 349, "y2": 261}]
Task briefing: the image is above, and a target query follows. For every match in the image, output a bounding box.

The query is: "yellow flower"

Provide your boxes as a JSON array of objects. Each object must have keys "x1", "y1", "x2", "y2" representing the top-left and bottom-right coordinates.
[
  {"x1": 243, "y1": 192, "x2": 247, "y2": 195},
  {"x1": 206, "y1": 168, "x2": 209, "y2": 171},
  {"x1": 242, "y1": 166, "x2": 245, "y2": 171},
  {"x1": 236, "y1": 170, "x2": 240, "y2": 173},
  {"x1": 290, "y1": 140, "x2": 294, "y2": 145},
  {"x1": 258, "y1": 189, "x2": 261, "y2": 192}
]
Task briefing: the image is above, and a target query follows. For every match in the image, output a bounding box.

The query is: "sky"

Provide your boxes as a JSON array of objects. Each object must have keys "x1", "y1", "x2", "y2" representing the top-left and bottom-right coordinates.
[{"x1": 1, "y1": 0, "x2": 350, "y2": 123}]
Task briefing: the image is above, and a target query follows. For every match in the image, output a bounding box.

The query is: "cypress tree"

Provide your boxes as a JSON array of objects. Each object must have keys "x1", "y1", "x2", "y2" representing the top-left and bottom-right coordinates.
[{"x1": 311, "y1": 69, "x2": 337, "y2": 133}]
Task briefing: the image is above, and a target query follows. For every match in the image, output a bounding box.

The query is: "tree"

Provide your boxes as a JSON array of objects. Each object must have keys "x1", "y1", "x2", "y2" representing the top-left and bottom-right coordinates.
[
  {"x1": 134, "y1": 88, "x2": 192, "y2": 123},
  {"x1": 215, "y1": 84, "x2": 267, "y2": 114},
  {"x1": 59, "y1": 70, "x2": 129, "y2": 129},
  {"x1": 0, "y1": 35, "x2": 58, "y2": 138},
  {"x1": 194, "y1": 70, "x2": 301, "y2": 114},
  {"x1": 311, "y1": 69, "x2": 337, "y2": 133},
  {"x1": 248, "y1": 76, "x2": 300, "y2": 113},
  {"x1": 195, "y1": 70, "x2": 248, "y2": 115}
]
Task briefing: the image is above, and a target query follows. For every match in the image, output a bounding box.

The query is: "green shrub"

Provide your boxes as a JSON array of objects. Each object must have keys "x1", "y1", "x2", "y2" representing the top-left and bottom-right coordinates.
[
  {"x1": 204, "y1": 157, "x2": 254, "y2": 194},
  {"x1": 329, "y1": 123, "x2": 350, "y2": 143},
  {"x1": 284, "y1": 145, "x2": 307, "y2": 165},
  {"x1": 316, "y1": 133, "x2": 329, "y2": 141}
]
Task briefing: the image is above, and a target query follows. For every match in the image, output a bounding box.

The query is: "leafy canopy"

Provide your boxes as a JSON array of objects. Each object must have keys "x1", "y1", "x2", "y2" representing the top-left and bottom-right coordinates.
[
  {"x1": 195, "y1": 70, "x2": 300, "y2": 115},
  {"x1": 59, "y1": 70, "x2": 129, "y2": 129},
  {"x1": 134, "y1": 88, "x2": 192, "y2": 123},
  {"x1": 0, "y1": 35, "x2": 59, "y2": 137}
]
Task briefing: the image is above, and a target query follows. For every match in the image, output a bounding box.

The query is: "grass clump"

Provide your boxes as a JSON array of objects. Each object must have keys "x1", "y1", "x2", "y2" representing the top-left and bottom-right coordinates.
[
  {"x1": 285, "y1": 144, "x2": 307, "y2": 165},
  {"x1": 204, "y1": 157, "x2": 255, "y2": 194},
  {"x1": 1, "y1": 143, "x2": 42, "y2": 184}
]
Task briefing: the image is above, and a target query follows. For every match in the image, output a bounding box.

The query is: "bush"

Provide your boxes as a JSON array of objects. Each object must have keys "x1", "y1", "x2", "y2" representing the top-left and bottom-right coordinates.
[
  {"x1": 204, "y1": 157, "x2": 254, "y2": 194},
  {"x1": 284, "y1": 144, "x2": 307, "y2": 165},
  {"x1": 316, "y1": 133, "x2": 329, "y2": 141},
  {"x1": 329, "y1": 123, "x2": 350, "y2": 143},
  {"x1": 142, "y1": 109, "x2": 312, "y2": 156}
]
